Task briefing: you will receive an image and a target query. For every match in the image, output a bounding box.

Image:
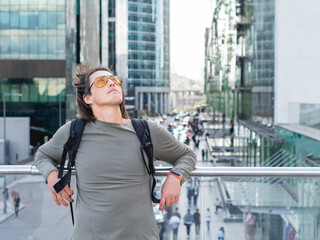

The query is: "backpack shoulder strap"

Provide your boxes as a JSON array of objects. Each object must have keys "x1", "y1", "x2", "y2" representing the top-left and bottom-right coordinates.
[
  {"x1": 131, "y1": 118, "x2": 160, "y2": 203},
  {"x1": 54, "y1": 118, "x2": 86, "y2": 194},
  {"x1": 131, "y1": 119, "x2": 154, "y2": 174},
  {"x1": 53, "y1": 118, "x2": 86, "y2": 226}
]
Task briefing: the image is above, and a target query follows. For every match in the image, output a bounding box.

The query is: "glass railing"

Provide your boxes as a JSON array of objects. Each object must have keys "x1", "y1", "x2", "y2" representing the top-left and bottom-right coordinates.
[{"x1": 1, "y1": 166, "x2": 320, "y2": 240}]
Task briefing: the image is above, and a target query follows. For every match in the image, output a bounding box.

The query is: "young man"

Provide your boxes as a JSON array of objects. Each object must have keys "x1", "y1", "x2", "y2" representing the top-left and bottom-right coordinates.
[{"x1": 35, "y1": 66, "x2": 197, "y2": 240}]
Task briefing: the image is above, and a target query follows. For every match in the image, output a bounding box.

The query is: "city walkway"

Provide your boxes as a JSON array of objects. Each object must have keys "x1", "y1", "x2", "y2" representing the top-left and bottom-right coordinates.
[{"x1": 165, "y1": 135, "x2": 247, "y2": 240}]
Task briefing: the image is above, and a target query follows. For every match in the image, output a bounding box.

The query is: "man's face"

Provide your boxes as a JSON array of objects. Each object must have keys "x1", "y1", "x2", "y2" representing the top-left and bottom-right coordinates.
[{"x1": 84, "y1": 70, "x2": 123, "y2": 107}]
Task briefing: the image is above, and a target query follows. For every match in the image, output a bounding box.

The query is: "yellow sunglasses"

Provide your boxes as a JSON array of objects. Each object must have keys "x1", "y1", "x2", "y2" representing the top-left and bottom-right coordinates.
[{"x1": 89, "y1": 76, "x2": 122, "y2": 89}]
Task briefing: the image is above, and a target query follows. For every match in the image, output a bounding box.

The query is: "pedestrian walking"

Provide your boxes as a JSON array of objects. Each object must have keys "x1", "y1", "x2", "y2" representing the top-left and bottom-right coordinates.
[
  {"x1": 215, "y1": 197, "x2": 224, "y2": 214},
  {"x1": 184, "y1": 136, "x2": 190, "y2": 145},
  {"x1": 173, "y1": 207, "x2": 181, "y2": 219},
  {"x1": 201, "y1": 149, "x2": 205, "y2": 161},
  {"x1": 245, "y1": 211, "x2": 256, "y2": 240},
  {"x1": 186, "y1": 178, "x2": 194, "y2": 206},
  {"x1": 205, "y1": 148, "x2": 209, "y2": 161},
  {"x1": 192, "y1": 134, "x2": 196, "y2": 143},
  {"x1": 194, "y1": 177, "x2": 201, "y2": 186},
  {"x1": 205, "y1": 208, "x2": 211, "y2": 230},
  {"x1": 218, "y1": 226, "x2": 225, "y2": 240},
  {"x1": 195, "y1": 139, "x2": 200, "y2": 149},
  {"x1": 183, "y1": 209, "x2": 194, "y2": 238},
  {"x1": 13, "y1": 193, "x2": 20, "y2": 217},
  {"x1": 193, "y1": 208, "x2": 201, "y2": 236},
  {"x1": 193, "y1": 184, "x2": 199, "y2": 206},
  {"x1": 169, "y1": 215, "x2": 180, "y2": 240},
  {"x1": 35, "y1": 65, "x2": 197, "y2": 240}
]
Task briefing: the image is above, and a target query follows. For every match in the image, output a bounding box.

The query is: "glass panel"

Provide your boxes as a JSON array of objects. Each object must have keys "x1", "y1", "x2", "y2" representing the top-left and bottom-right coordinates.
[
  {"x1": 48, "y1": 36, "x2": 57, "y2": 54},
  {"x1": 21, "y1": 83, "x2": 29, "y2": 101},
  {"x1": 10, "y1": 85, "x2": 20, "y2": 101},
  {"x1": 48, "y1": 11, "x2": 57, "y2": 29},
  {"x1": 19, "y1": 36, "x2": 29, "y2": 53},
  {"x1": 29, "y1": 82, "x2": 39, "y2": 101},
  {"x1": 10, "y1": 36, "x2": 19, "y2": 53},
  {"x1": 0, "y1": 36, "x2": 10, "y2": 53},
  {"x1": 0, "y1": 11, "x2": 10, "y2": 28},
  {"x1": 29, "y1": 12, "x2": 38, "y2": 29},
  {"x1": 39, "y1": 36, "x2": 47, "y2": 54},
  {"x1": 57, "y1": 36, "x2": 65, "y2": 53},
  {"x1": 38, "y1": 11, "x2": 48, "y2": 29},
  {"x1": 0, "y1": 174, "x2": 319, "y2": 240},
  {"x1": 0, "y1": 0, "x2": 9, "y2": 5},
  {"x1": 47, "y1": 78, "x2": 58, "y2": 102},
  {"x1": 19, "y1": 12, "x2": 29, "y2": 29},
  {"x1": 10, "y1": 12, "x2": 19, "y2": 28},
  {"x1": 57, "y1": 11, "x2": 65, "y2": 26},
  {"x1": 29, "y1": 36, "x2": 38, "y2": 54},
  {"x1": 38, "y1": 78, "x2": 48, "y2": 102}
]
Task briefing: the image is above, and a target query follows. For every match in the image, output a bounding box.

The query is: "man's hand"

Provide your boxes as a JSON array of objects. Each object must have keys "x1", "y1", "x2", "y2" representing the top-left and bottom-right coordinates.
[
  {"x1": 47, "y1": 170, "x2": 74, "y2": 207},
  {"x1": 159, "y1": 174, "x2": 181, "y2": 210}
]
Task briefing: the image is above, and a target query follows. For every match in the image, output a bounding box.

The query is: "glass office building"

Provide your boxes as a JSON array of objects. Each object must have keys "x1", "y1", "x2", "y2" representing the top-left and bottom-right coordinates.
[
  {"x1": 251, "y1": 0, "x2": 275, "y2": 121},
  {"x1": 0, "y1": 0, "x2": 71, "y2": 146},
  {"x1": 127, "y1": 0, "x2": 170, "y2": 114}
]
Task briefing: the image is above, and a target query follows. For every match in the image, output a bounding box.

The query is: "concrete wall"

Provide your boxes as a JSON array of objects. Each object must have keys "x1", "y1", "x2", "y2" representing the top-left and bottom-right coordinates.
[
  {"x1": 274, "y1": 0, "x2": 320, "y2": 124},
  {"x1": 0, "y1": 117, "x2": 30, "y2": 164}
]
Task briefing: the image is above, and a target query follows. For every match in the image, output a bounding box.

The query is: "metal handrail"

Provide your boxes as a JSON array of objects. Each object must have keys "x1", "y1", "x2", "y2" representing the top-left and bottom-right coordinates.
[{"x1": 1, "y1": 165, "x2": 320, "y2": 177}]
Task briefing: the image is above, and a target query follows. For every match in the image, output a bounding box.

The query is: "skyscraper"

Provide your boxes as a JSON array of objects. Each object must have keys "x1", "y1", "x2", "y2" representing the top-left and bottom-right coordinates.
[{"x1": 127, "y1": 0, "x2": 170, "y2": 115}]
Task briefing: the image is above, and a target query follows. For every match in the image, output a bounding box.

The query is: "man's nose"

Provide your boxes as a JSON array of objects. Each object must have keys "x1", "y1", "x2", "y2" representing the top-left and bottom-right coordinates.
[{"x1": 107, "y1": 79, "x2": 115, "y2": 87}]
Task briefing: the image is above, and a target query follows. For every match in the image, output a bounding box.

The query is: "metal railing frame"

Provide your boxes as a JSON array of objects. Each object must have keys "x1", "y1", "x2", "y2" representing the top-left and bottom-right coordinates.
[{"x1": 1, "y1": 165, "x2": 320, "y2": 177}]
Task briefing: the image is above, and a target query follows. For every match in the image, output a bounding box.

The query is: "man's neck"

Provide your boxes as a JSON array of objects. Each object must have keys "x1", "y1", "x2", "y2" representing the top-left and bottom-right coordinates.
[{"x1": 92, "y1": 105, "x2": 125, "y2": 124}]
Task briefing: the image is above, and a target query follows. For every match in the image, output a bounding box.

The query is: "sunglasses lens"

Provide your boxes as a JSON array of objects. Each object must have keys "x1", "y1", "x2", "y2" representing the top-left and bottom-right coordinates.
[
  {"x1": 95, "y1": 77, "x2": 108, "y2": 88},
  {"x1": 111, "y1": 76, "x2": 122, "y2": 86}
]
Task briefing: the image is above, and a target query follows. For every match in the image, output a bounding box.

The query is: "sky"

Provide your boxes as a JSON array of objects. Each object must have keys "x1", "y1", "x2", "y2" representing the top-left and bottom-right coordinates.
[{"x1": 170, "y1": 0, "x2": 215, "y2": 82}]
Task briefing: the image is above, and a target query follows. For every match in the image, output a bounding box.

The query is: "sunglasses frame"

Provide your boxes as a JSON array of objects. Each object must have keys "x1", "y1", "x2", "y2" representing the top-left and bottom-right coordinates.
[{"x1": 89, "y1": 76, "x2": 122, "y2": 89}]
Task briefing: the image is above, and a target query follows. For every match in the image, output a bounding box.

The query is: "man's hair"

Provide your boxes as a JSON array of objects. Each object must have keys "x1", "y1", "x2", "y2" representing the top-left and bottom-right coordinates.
[{"x1": 73, "y1": 65, "x2": 129, "y2": 122}]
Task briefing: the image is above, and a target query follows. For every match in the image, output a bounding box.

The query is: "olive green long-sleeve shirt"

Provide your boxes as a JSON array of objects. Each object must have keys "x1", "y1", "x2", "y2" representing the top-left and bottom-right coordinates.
[{"x1": 35, "y1": 119, "x2": 197, "y2": 240}]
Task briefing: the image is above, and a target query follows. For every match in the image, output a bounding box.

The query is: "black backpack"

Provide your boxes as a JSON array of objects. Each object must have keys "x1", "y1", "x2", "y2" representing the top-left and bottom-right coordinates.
[{"x1": 53, "y1": 118, "x2": 160, "y2": 225}]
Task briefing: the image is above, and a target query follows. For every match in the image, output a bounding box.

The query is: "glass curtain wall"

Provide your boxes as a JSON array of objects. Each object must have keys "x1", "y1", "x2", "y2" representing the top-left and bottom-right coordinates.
[
  {"x1": 0, "y1": 0, "x2": 66, "y2": 60},
  {"x1": 128, "y1": 0, "x2": 169, "y2": 88}
]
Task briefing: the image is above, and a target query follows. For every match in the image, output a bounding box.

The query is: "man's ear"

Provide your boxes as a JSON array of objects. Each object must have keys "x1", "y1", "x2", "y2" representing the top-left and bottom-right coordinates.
[{"x1": 83, "y1": 94, "x2": 93, "y2": 105}]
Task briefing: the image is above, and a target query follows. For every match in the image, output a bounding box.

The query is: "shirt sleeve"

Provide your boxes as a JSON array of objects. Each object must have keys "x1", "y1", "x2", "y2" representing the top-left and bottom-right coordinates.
[
  {"x1": 148, "y1": 120, "x2": 197, "y2": 184},
  {"x1": 34, "y1": 121, "x2": 71, "y2": 182}
]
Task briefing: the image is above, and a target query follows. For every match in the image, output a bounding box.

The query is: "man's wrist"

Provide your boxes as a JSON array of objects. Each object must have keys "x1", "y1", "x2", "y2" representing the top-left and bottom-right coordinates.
[{"x1": 168, "y1": 170, "x2": 182, "y2": 182}]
